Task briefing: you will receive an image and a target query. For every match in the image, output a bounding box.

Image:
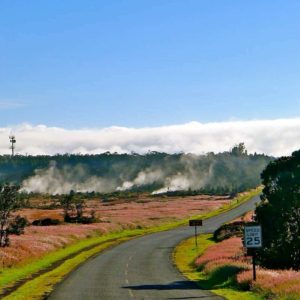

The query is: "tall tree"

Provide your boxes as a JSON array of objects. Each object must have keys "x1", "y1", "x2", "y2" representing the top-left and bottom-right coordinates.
[
  {"x1": 255, "y1": 150, "x2": 300, "y2": 270},
  {"x1": 231, "y1": 142, "x2": 247, "y2": 156}
]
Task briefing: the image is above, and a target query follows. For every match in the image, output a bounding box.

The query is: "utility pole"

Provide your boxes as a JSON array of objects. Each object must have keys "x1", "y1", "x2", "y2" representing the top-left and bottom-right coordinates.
[{"x1": 9, "y1": 135, "x2": 16, "y2": 157}]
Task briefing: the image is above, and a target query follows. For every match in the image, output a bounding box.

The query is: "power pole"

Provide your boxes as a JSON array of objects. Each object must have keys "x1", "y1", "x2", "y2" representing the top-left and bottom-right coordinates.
[{"x1": 9, "y1": 135, "x2": 16, "y2": 157}]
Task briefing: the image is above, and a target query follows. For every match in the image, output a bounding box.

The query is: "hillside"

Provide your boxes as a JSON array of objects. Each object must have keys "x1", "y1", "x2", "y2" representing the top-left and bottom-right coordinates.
[{"x1": 0, "y1": 145, "x2": 272, "y2": 195}]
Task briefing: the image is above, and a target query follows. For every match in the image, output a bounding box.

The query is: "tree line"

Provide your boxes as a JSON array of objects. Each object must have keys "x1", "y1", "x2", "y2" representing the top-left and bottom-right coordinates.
[{"x1": 0, "y1": 143, "x2": 273, "y2": 194}]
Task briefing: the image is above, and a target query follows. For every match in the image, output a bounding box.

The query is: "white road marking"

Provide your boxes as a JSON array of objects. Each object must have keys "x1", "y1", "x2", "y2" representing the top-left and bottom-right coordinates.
[{"x1": 125, "y1": 257, "x2": 134, "y2": 298}]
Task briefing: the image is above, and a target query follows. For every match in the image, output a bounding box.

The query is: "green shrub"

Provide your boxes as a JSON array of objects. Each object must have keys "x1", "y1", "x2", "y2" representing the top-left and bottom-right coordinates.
[
  {"x1": 8, "y1": 216, "x2": 28, "y2": 235},
  {"x1": 32, "y1": 218, "x2": 61, "y2": 226},
  {"x1": 213, "y1": 221, "x2": 244, "y2": 242}
]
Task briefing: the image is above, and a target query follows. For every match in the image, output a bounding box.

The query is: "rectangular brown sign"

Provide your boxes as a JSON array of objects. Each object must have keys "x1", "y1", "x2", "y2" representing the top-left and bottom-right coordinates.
[{"x1": 189, "y1": 219, "x2": 203, "y2": 226}]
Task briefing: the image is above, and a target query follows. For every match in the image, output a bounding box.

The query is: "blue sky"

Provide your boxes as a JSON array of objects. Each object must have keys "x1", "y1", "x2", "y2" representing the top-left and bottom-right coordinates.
[{"x1": 1, "y1": 0, "x2": 300, "y2": 128}]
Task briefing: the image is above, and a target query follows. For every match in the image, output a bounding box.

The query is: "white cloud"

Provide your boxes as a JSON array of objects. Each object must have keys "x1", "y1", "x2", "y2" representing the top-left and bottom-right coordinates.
[{"x1": 1, "y1": 118, "x2": 300, "y2": 157}]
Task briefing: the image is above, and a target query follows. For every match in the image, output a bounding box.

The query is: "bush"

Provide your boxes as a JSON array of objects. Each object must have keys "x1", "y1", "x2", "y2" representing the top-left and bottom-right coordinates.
[
  {"x1": 63, "y1": 215, "x2": 96, "y2": 224},
  {"x1": 8, "y1": 216, "x2": 28, "y2": 235},
  {"x1": 78, "y1": 216, "x2": 95, "y2": 224},
  {"x1": 32, "y1": 218, "x2": 61, "y2": 226},
  {"x1": 213, "y1": 221, "x2": 244, "y2": 242}
]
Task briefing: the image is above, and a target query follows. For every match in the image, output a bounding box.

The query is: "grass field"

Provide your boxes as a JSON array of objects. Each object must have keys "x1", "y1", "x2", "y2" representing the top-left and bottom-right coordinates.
[{"x1": 2, "y1": 193, "x2": 230, "y2": 268}]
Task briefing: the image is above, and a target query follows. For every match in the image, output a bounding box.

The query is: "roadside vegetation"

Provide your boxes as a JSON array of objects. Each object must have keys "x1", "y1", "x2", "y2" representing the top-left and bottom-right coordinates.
[
  {"x1": 176, "y1": 229, "x2": 300, "y2": 299},
  {"x1": 255, "y1": 150, "x2": 300, "y2": 270},
  {"x1": 174, "y1": 220, "x2": 261, "y2": 299},
  {"x1": 0, "y1": 188, "x2": 260, "y2": 299},
  {"x1": 174, "y1": 150, "x2": 300, "y2": 300}
]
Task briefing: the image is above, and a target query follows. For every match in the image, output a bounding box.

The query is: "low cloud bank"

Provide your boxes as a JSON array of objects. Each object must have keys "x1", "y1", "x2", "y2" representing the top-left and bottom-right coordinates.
[{"x1": 1, "y1": 118, "x2": 300, "y2": 157}]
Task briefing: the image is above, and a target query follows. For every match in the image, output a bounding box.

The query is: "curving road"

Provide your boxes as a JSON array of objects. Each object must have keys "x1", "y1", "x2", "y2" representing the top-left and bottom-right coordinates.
[{"x1": 48, "y1": 195, "x2": 260, "y2": 300}]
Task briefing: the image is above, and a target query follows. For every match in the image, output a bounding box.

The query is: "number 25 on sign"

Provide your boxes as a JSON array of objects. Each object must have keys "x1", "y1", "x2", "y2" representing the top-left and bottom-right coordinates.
[
  {"x1": 244, "y1": 224, "x2": 262, "y2": 281},
  {"x1": 244, "y1": 225, "x2": 262, "y2": 248}
]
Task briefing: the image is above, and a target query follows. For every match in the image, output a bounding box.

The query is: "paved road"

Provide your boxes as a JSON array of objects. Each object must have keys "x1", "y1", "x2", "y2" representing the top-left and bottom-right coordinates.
[{"x1": 48, "y1": 195, "x2": 260, "y2": 300}]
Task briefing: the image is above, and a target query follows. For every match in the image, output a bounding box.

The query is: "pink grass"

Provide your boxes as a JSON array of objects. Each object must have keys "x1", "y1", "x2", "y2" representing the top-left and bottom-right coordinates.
[
  {"x1": 0, "y1": 194, "x2": 229, "y2": 268},
  {"x1": 238, "y1": 269, "x2": 300, "y2": 298},
  {"x1": 196, "y1": 236, "x2": 300, "y2": 299}
]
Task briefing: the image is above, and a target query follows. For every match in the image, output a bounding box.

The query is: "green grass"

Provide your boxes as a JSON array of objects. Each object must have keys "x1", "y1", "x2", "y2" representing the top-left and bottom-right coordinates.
[
  {"x1": 1, "y1": 187, "x2": 262, "y2": 299},
  {"x1": 202, "y1": 186, "x2": 262, "y2": 220},
  {"x1": 3, "y1": 238, "x2": 129, "y2": 300},
  {"x1": 173, "y1": 233, "x2": 215, "y2": 281},
  {"x1": 0, "y1": 227, "x2": 160, "y2": 295},
  {"x1": 173, "y1": 232, "x2": 263, "y2": 299}
]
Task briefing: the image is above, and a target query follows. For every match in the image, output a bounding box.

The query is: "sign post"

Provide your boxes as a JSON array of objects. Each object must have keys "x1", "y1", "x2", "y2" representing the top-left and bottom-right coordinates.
[
  {"x1": 189, "y1": 219, "x2": 203, "y2": 248},
  {"x1": 244, "y1": 224, "x2": 262, "y2": 281}
]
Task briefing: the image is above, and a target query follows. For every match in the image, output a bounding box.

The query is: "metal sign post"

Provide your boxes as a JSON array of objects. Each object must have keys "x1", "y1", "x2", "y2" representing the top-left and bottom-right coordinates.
[
  {"x1": 244, "y1": 224, "x2": 262, "y2": 281},
  {"x1": 252, "y1": 251, "x2": 257, "y2": 281},
  {"x1": 189, "y1": 219, "x2": 203, "y2": 248}
]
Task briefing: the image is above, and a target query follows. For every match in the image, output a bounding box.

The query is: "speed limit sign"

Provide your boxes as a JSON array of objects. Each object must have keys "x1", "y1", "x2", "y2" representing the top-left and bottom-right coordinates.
[{"x1": 244, "y1": 225, "x2": 262, "y2": 248}]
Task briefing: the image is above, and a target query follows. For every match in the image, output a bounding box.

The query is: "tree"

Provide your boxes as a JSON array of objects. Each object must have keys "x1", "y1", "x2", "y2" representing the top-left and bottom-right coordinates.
[
  {"x1": 255, "y1": 150, "x2": 300, "y2": 270},
  {"x1": 0, "y1": 184, "x2": 22, "y2": 247},
  {"x1": 59, "y1": 191, "x2": 87, "y2": 223},
  {"x1": 74, "y1": 198, "x2": 85, "y2": 219},
  {"x1": 60, "y1": 190, "x2": 75, "y2": 222},
  {"x1": 231, "y1": 142, "x2": 247, "y2": 156}
]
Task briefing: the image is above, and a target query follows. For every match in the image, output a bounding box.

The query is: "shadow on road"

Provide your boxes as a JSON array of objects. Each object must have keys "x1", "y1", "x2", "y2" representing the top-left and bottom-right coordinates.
[
  {"x1": 122, "y1": 281, "x2": 221, "y2": 298},
  {"x1": 123, "y1": 280, "x2": 200, "y2": 290}
]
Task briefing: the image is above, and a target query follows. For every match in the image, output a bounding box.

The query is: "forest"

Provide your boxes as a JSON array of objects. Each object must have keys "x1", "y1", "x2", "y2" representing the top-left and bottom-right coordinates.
[{"x1": 0, "y1": 143, "x2": 272, "y2": 195}]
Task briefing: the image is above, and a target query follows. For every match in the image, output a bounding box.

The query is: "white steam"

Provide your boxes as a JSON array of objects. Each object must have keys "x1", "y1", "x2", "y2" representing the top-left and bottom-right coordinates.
[
  {"x1": 21, "y1": 162, "x2": 116, "y2": 194},
  {"x1": 116, "y1": 169, "x2": 164, "y2": 191},
  {"x1": 21, "y1": 156, "x2": 217, "y2": 195},
  {"x1": 152, "y1": 155, "x2": 215, "y2": 194}
]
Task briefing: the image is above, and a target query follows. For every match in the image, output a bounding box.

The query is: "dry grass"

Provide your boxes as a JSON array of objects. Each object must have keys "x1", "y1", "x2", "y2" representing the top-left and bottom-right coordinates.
[{"x1": 1, "y1": 194, "x2": 229, "y2": 268}]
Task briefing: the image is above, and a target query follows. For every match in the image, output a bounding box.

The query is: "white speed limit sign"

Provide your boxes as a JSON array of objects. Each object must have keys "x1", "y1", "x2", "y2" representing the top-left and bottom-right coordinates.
[{"x1": 244, "y1": 225, "x2": 262, "y2": 248}]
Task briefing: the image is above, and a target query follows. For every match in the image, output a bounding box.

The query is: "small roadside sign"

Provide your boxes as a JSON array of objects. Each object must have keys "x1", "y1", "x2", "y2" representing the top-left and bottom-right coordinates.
[
  {"x1": 244, "y1": 224, "x2": 262, "y2": 282},
  {"x1": 189, "y1": 219, "x2": 203, "y2": 226},
  {"x1": 189, "y1": 219, "x2": 203, "y2": 247},
  {"x1": 244, "y1": 225, "x2": 262, "y2": 248}
]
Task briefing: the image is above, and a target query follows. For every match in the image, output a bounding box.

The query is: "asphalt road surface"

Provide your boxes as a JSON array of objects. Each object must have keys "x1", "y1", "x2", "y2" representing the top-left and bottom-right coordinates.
[{"x1": 48, "y1": 195, "x2": 260, "y2": 300}]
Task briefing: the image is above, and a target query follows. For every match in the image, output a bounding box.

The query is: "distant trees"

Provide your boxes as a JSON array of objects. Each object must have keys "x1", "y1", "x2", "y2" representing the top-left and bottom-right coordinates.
[
  {"x1": 0, "y1": 147, "x2": 272, "y2": 195},
  {"x1": 0, "y1": 184, "x2": 26, "y2": 247},
  {"x1": 255, "y1": 150, "x2": 300, "y2": 270}
]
